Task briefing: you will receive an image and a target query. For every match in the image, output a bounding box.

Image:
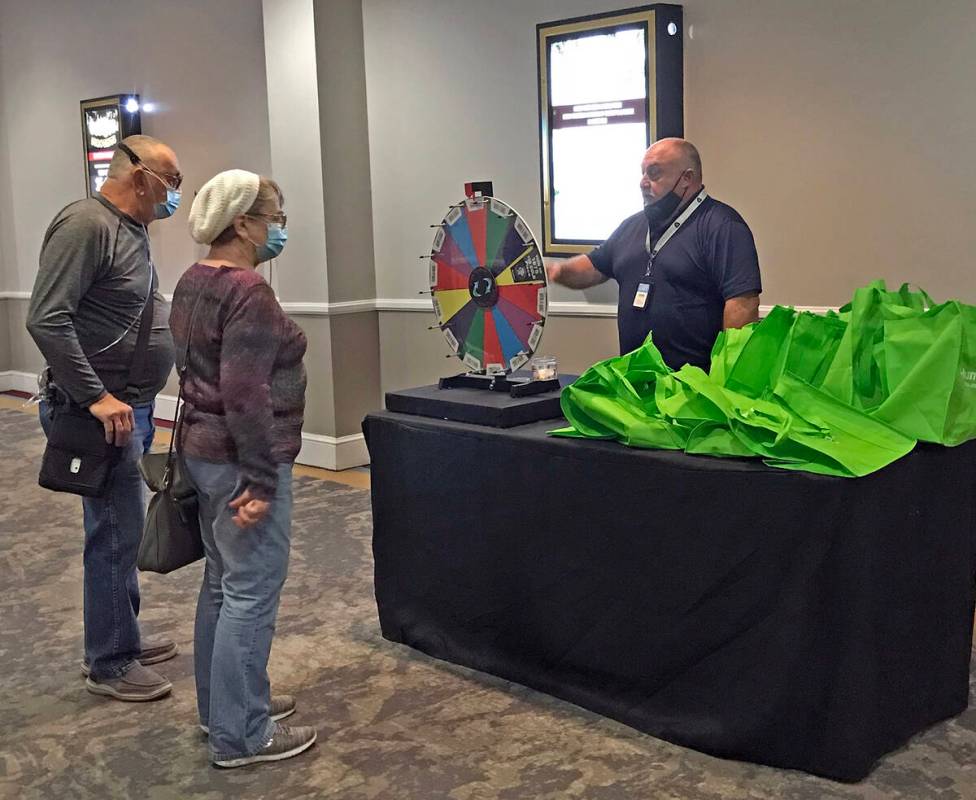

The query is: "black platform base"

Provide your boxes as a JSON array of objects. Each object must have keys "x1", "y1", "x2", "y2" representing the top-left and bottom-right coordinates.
[
  {"x1": 385, "y1": 374, "x2": 575, "y2": 428},
  {"x1": 438, "y1": 371, "x2": 561, "y2": 398}
]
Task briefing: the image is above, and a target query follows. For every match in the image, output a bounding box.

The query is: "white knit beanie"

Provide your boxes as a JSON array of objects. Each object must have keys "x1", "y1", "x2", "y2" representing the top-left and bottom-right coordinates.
[{"x1": 188, "y1": 169, "x2": 261, "y2": 244}]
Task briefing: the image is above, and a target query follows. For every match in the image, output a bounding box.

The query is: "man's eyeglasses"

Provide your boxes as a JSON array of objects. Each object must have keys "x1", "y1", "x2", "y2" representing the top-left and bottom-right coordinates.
[
  {"x1": 116, "y1": 142, "x2": 183, "y2": 191},
  {"x1": 246, "y1": 212, "x2": 288, "y2": 227}
]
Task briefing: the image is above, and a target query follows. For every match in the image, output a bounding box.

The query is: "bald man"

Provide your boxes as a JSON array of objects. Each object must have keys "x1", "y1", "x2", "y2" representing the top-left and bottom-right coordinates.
[
  {"x1": 27, "y1": 135, "x2": 182, "y2": 701},
  {"x1": 547, "y1": 138, "x2": 761, "y2": 370}
]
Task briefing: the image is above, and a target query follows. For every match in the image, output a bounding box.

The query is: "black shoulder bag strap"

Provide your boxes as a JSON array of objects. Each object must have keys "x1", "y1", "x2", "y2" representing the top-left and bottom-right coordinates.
[
  {"x1": 122, "y1": 264, "x2": 158, "y2": 403},
  {"x1": 166, "y1": 268, "x2": 222, "y2": 471}
]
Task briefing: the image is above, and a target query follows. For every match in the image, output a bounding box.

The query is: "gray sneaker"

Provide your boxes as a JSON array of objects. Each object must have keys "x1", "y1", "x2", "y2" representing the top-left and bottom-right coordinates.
[
  {"x1": 85, "y1": 662, "x2": 172, "y2": 702},
  {"x1": 80, "y1": 636, "x2": 179, "y2": 677},
  {"x1": 213, "y1": 724, "x2": 317, "y2": 768},
  {"x1": 200, "y1": 695, "x2": 297, "y2": 734}
]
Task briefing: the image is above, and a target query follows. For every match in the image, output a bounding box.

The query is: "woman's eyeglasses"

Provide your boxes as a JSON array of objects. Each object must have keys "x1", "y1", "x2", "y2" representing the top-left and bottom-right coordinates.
[{"x1": 246, "y1": 212, "x2": 287, "y2": 227}]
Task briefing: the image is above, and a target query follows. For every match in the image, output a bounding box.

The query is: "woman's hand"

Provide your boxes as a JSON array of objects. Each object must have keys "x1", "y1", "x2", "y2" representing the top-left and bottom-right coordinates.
[{"x1": 228, "y1": 488, "x2": 270, "y2": 528}]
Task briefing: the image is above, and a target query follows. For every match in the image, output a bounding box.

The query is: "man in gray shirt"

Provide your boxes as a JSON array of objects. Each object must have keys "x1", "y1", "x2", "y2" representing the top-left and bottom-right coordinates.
[{"x1": 27, "y1": 135, "x2": 181, "y2": 701}]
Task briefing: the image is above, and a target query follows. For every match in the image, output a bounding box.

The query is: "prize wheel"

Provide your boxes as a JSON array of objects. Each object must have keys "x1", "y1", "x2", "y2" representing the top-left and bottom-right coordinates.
[{"x1": 429, "y1": 196, "x2": 547, "y2": 374}]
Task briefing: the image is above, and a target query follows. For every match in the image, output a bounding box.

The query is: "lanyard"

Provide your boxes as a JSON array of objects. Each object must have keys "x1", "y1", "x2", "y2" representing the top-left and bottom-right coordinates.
[{"x1": 643, "y1": 189, "x2": 708, "y2": 278}]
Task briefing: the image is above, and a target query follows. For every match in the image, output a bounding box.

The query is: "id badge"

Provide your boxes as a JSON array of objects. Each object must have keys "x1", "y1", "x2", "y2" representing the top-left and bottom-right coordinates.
[{"x1": 633, "y1": 282, "x2": 651, "y2": 309}]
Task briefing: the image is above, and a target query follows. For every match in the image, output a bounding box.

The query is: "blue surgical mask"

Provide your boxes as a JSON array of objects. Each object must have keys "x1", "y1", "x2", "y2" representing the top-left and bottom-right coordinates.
[
  {"x1": 255, "y1": 223, "x2": 288, "y2": 263},
  {"x1": 153, "y1": 188, "x2": 181, "y2": 219}
]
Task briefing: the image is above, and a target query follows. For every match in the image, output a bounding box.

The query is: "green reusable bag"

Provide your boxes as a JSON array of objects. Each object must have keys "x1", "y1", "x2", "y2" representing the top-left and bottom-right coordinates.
[
  {"x1": 557, "y1": 334, "x2": 915, "y2": 477},
  {"x1": 707, "y1": 323, "x2": 755, "y2": 386},
  {"x1": 768, "y1": 372, "x2": 915, "y2": 476},
  {"x1": 554, "y1": 335, "x2": 683, "y2": 448},
  {"x1": 819, "y1": 281, "x2": 976, "y2": 445},
  {"x1": 720, "y1": 305, "x2": 796, "y2": 398},
  {"x1": 678, "y1": 364, "x2": 914, "y2": 477},
  {"x1": 717, "y1": 306, "x2": 848, "y2": 399},
  {"x1": 820, "y1": 280, "x2": 935, "y2": 410},
  {"x1": 780, "y1": 311, "x2": 849, "y2": 389},
  {"x1": 873, "y1": 300, "x2": 976, "y2": 445},
  {"x1": 553, "y1": 281, "x2": 974, "y2": 477}
]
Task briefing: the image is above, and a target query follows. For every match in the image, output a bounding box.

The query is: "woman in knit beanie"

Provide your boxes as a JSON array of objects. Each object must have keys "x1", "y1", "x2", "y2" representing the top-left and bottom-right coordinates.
[{"x1": 169, "y1": 169, "x2": 315, "y2": 768}]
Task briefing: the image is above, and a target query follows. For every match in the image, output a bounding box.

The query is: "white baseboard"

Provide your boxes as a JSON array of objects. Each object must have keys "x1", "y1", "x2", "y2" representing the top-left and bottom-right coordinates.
[
  {"x1": 0, "y1": 370, "x2": 38, "y2": 394},
  {"x1": 297, "y1": 431, "x2": 371, "y2": 471},
  {"x1": 155, "y1": 393, "x2": 369, "y2": 470}
]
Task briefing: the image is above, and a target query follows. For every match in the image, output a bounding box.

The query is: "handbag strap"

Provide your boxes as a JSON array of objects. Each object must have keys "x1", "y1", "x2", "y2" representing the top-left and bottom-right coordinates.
[{"x1": 166, "y1": 268, "x2": 223, "y2": 466}]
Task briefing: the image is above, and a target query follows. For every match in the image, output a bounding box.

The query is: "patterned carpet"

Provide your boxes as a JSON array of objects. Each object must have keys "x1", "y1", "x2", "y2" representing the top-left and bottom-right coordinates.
[{"x1": 0, "y1": 406, "x2": 975, "y2": 799}]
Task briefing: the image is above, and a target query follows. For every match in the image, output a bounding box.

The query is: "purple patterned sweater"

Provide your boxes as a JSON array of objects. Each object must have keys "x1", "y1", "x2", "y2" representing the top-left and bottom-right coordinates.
[{"x1": 169, "y1": 264, "x2": 307, "y2": 501}]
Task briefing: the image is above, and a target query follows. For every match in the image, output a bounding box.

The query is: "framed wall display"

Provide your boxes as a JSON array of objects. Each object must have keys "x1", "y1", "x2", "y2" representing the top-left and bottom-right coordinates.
[
  {"x1": 537, "y1": 4, "x2": 684, "y2": 255},
  {"x1": 80, "y1": 95, "x2": 142, "y2": 197}
]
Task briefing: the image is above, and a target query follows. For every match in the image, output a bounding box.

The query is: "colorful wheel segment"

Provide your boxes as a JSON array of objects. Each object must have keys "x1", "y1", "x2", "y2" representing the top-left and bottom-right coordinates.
[{"x1": 429, "y1": 197, "x2": 547, "y2": 374}]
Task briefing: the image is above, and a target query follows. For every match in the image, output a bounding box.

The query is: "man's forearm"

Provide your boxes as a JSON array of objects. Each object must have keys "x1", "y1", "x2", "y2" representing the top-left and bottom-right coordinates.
[
  {"x1": 29, "y1": 224, "x2": 107, "y2": 406},
  {"x1": 723, "y1": 293, "x2": 760, "y2": 329},
  {"x1": 26, "y1": 312, "x2": 106, "y2": 406},
  {"x1": 546, "y1": 255, "x2": 608, "y2": 290}
]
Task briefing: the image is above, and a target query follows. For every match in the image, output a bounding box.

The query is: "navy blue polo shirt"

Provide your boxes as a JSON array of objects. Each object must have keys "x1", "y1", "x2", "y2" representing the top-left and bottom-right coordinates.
[{"x1": 589, "y1": 195, "x2": 762, "y2": 370}]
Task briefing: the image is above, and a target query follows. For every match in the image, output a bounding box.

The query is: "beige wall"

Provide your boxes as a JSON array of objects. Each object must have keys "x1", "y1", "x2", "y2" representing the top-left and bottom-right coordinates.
[
  {"x1": 0, "y1": 0, "x2": 271, "y2": 296},
  {"x1": 295, "y1": 314, "x2": 338, "y2": 435},
  {"x1": 365, "y1": 0, "x2": 976, "y2": 396},
  {"x1": 377, "y1": 312, "x2": 454, "y2": 396},
  {"x1": 307, "y1": 0, "x2": 383, "y2": 434},
  {"x1": 330, "y1": 312, "x2": 383, "y2": 431},
  {"x1": 0, "y1": 301, "x2": 12, "y2": 372},
  {"x1": 0, "y1": 38, "x2": 11, "y2": 299},
  {"x1": 4, "y1": 1, "x2": 974, "y2": 422},
  {"x1": 4, "y1": 300, "x2": 39, "y2": 375},
  {"x1": 363, "y1": 0, "x2": 976, "y2": 308},
  {"x1": 682, "y1": 0, "x2": 976, "y2": 306},
  {"x1": 0, "y1": 0, "x2": 381, "y2": 446},
  {"x1": 315, "y1": 0, "x2": 378, "y2": 305},
  {"x1": 262, "y1": 0, "x2": 331, "y2": 305}
]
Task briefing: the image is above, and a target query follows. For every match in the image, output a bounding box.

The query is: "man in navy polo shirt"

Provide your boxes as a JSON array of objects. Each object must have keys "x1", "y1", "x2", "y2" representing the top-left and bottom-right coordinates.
[{"x1": 547, "y1": 138, "x2": 761, "y2": 371}]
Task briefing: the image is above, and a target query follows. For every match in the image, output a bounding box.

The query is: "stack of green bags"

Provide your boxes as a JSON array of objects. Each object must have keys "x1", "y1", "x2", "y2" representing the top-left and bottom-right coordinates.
[{"x1": 552, "y1": 281, "x2": 976, "y2": 477}]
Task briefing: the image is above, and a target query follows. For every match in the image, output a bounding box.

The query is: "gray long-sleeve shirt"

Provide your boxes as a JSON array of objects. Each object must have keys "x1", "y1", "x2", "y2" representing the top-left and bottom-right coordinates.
[{"x1": 26, "y1": 194, "x2": 175, "y2": 407}]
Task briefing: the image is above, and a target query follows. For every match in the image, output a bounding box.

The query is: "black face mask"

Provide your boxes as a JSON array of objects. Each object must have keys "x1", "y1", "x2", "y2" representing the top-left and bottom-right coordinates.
[{"x1": 643, "y1": 173, "x2": 686, "y2": 229}]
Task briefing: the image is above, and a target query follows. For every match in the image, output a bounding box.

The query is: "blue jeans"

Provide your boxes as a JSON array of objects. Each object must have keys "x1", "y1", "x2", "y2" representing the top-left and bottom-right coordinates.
[
  {"x1": 40, "y1": 399, "x2": 156, "y2": 680},
  {"x1": 185, "y1": 457, "x2": 293, "y2": 761}
]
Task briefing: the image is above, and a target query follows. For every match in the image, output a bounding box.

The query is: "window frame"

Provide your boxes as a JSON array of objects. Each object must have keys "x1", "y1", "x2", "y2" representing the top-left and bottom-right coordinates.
[{"x1": 537, "y1": 5, "x2": 673, "y2": 256}]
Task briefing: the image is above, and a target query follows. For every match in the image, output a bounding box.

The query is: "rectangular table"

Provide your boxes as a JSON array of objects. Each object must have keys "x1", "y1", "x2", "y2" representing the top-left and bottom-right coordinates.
[{"x1": 363, "y1": 410, "x2": 976, "y2": 782}]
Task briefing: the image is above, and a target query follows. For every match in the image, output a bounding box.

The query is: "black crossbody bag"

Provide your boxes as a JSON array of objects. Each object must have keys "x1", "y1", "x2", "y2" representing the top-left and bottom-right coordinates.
[{"x1": 38, "y1": 289, "x2": 156, "y2": 498}]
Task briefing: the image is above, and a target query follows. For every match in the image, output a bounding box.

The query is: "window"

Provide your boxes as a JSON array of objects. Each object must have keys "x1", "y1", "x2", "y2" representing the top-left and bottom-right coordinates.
[{"x1": 537, "y1": 5, "x2": 683, "y2": 255}]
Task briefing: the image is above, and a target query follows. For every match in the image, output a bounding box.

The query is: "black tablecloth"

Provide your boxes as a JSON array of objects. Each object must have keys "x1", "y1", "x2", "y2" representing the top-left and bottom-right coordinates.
[{"x1": 363, "y1": 411, "x2": 976, "y2": 781}]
